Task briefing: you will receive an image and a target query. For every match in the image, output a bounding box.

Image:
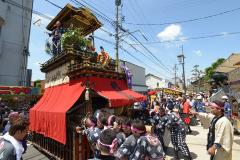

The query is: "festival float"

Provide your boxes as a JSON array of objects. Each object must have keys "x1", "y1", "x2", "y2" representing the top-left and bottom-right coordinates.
[{"x1": 29, "y1": 4, "x2": 146, "y2": 160}]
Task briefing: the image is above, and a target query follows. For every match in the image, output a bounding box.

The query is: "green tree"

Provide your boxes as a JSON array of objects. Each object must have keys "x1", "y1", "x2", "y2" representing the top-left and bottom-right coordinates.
[
  {"x1": 205, "y1": 58, "x2": 225, "y2": 80},
  {"x1": 192, "y1": 65, "x2": 204, "y2": 92},
  {"x1": 34, "y1": 80, "x2": 42, "y2": 88}
]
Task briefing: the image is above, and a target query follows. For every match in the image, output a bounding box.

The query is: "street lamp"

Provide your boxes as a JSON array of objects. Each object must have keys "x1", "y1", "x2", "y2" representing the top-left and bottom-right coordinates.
[
  {"x1": 177, "y1": 54, "x2": 183, "y2": 64},
  {"x1": 177, "y1": 46, "x2": 186, "y2": 94}
]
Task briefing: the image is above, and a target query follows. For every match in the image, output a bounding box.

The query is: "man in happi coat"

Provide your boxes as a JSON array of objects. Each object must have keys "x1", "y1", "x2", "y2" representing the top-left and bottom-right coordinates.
[
  {"x1": 165, "y1": 110, "x2": 192, "y2": 160},
  {"x1": 151, "y1": 107, "x2": 168, "y2": 152},
  {"x1": 130, "y1": 133, "x2": 165, "y2": 160},
  {"x1": 193, "y1": 100, "x2": 233, "y2": 160}
]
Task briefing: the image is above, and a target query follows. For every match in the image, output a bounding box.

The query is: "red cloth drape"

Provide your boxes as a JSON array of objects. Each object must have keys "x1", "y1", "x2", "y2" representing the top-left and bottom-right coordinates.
[
  {"x1": 88, "y1": 77, "x2": 146, "y2": 107},
  {"x1": 29, "y1": 81, "x2": 85, "y2": 144},
  {"x1": 29, "y1": 77, "x2": 146, "y2": 144}
]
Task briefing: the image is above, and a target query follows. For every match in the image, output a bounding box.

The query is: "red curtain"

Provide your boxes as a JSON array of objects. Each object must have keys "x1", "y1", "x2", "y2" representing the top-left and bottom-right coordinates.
[
  {"x1": 29, "y1": 82, "x2": 85, "y2": 144},
  {"x1": 29, "y1": 77, "x2": 146, "y2": 144}
]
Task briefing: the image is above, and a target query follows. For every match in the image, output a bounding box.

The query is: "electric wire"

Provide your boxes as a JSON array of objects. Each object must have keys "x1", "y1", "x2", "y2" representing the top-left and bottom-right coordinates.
[
  {"x1": 94, "y1": 35, "x2": 171, "y2": 78},
  {"x1": 70, "y1": 0, "x2": 174, "y2": 74},
  {"x1": 125, "y1": 6, "x2": 240, "y2": 26},
  {"x1": 131, "y1": 31, "x2": 240, "y2": 45}
]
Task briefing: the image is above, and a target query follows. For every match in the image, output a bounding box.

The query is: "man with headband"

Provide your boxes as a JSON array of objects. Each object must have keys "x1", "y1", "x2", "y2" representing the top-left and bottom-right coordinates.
[
  {"x1": 89, "y1": 129, "x2": 117, "y2": 160},
  {"x1": 76, "y1": 116, "x2": 102, "y2": 158},
  {"x1": 165, "y1": 109, "x2": 192, "y2": 160},
  {"x1": 130, "y1": 123, "x2": 165, "y2": 160},
  {"x1": 115, "y1": 119, "x2": 143, "y2": 160},
  {"x1": 192, "y1": 100, "x2": 233, "y2": 160}
]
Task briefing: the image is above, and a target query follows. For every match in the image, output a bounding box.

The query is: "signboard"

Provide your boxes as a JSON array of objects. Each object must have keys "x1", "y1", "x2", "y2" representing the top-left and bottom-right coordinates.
[
  {"x1": 0, "y1": 86, "x2": 40, "y2": 95},
  {"x1": 0, "y1": 86, "x2": 31, "y2": 95},
  {"x1": 45, "y1": 62, "x2": 70, "y2": 88}
]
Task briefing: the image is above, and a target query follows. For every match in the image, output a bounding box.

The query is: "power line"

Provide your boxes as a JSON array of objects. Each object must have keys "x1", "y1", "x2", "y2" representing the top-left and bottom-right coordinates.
[
  {"x1": 93, "y1": 35, "x2": 115, "y2": 45},
  {"x1": 95, "y1": 28, "x2": 173, "y2": 76},
  {"x1": 127, "y1": 0, "x2": 155, "y2": 41},
  {"x1": 134, "y1": 0, "x2": 159, "y2": 41},
  {"x1": 81, "y1": 0, "x2": 114, "y2": 22},
  {"x1": 119, "y1": 46, "x2": 171, "y2": 78},
  {"x1": 70, "y1": 0, "x2": 173, "y2": 74},
  {"x1": 122, "y1": 40, "x2": 173, "y2": 76},
  {"x1": 94, "y1": 27, "x2": 172, "y2": 75},
  {"x1": 45, "y1": 0, "x2": 62, "y2": 9},
  {"x1": 27, "y1": 0, "x2": 174, "y2": 76},
  {"x1": 3, "y1": 0, "x2": 53, "y2": 21},
  {"x1": 70, "y1": 0, "x2": 115, "y2": 26},
  {"x1": 127, "y1": 31, "x2": 174, "y2": 74},
  {"x1": 125, "y1": 6, "x2": 240, "y2": 26},
  {"x1": 94, "y1": 36, "x2": 171, "y2": 78},
  {"x1": 131, "y1": 31, "x2": 240, "y2": 45}
]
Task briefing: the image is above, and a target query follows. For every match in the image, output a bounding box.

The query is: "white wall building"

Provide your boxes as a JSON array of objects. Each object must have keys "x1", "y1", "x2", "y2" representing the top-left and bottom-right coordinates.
[
  {"x1": 0, "y1": 0, "x2": 33, "y2": 86},
  {"x1": 146, "y1": 74, "x2": 171, "y2": 90},
  {"x1": 121, "y1": 61, "x2": 148, "y2": 93}
]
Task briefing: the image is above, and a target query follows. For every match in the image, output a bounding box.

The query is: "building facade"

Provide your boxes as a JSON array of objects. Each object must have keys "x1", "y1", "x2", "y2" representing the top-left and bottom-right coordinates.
[
  {"x1": 228, "y1": 66, "x2": 240, "y2": 102},
  {"x1": 146, "y1": 73, "x2": 165, "y2": 90},
  {"x1": 121, "y1": 61, "x2": 148, "y2": 93},
  {"x1": 0, "y1": 0, "x2": 33, "y2": 86},
  {"x1": 214, "y1": 53, "x2": 240, "y2": 101}
]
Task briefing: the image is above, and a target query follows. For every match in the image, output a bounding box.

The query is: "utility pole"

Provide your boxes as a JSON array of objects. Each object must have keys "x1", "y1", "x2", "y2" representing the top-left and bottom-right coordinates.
[
  {"x1": 115, "y1": 0, "x2": 121, "y2": 72},
  {"x1": 174, "y1": 64, "x2": 177, "y2": 86},
  {"x1": 177, "y1": 45, "x2": 186, "y2": 94},
  {"x1": 182, "y1": 46, "x2": 186, "y2": 94}
]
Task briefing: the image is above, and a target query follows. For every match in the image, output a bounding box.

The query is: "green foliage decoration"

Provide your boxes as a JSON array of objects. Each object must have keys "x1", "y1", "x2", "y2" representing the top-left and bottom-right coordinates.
[
  {"x1": 61, "y1": 28, "x2": 88, "y2": 50},
  {"x1": 45, "y1": 40, "x2": 53, "y2": 56},
  {"x1": 205, "y1": 58, "x2": 225, "y2": 80}
]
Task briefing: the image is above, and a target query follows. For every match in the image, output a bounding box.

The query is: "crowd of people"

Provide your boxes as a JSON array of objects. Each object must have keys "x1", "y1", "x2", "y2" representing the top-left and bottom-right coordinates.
[
  {"x1": 0, "y1": 92, "x2": 238, "y2": 160},
  {"x1": 75, "y1": 92, "x2": 238, "y2": 160}
]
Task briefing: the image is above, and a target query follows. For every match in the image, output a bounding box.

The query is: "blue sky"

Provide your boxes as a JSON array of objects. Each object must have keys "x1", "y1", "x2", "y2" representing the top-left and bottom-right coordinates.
[{"x1": 29, "y1": 0, "x2": 240, "y2": 82}]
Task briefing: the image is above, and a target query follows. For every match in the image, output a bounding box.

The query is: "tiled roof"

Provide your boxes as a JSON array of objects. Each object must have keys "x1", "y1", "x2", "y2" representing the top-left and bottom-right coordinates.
[{"x1": 214, "y1": 53, "x2": 240, "y2": 73}]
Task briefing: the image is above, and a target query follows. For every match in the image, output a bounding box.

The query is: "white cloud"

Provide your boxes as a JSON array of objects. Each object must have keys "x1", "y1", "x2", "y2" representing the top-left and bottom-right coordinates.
[
  {"x1": 157, "y1": 24, "x2": 182, "y2": 41},
  {"x1": 193, "y1": 50, "x2": 203, "y2": 56}
]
